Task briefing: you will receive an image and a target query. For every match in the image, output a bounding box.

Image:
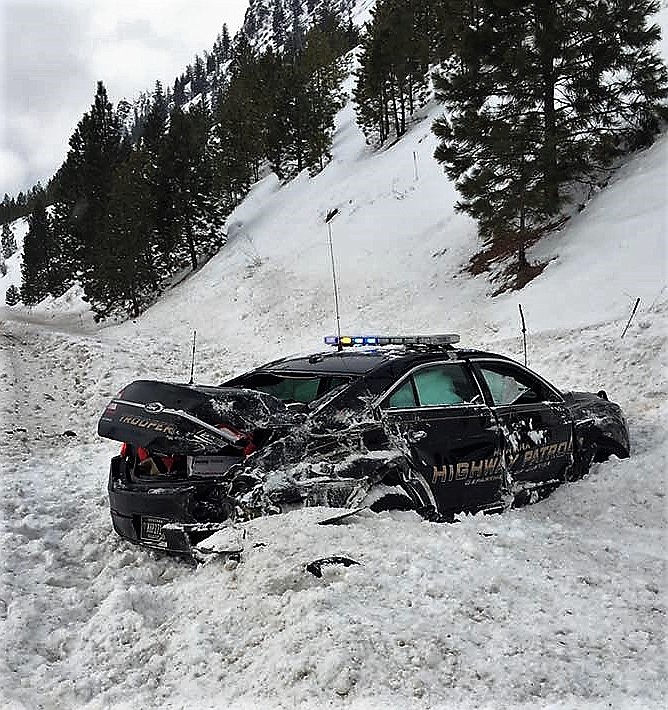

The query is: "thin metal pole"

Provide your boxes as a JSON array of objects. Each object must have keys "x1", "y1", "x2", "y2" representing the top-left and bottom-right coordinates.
[
  {"x1": 621, "y1": 298, "x2": 640, "y2": 338},
  {"x1": 518, "y1": 304, "x2": 527, "y2": 366},
  {"x1": 327, "y1": 222, "x2": 343, "y2": 351},
  {"x1": 189, "y1": 330, "x2": 197, "y2": 384}
]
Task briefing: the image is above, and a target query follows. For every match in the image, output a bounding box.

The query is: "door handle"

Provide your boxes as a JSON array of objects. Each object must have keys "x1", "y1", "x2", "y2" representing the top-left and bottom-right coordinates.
[{"x1": 407, "y1": 430, "x2": 427, "y2": 443}]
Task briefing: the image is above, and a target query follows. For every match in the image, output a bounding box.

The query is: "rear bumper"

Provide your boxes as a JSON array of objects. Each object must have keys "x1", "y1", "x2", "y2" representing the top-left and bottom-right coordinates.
[{"x1": 108, "y1": 456, "x2": 232, "y2": 551}]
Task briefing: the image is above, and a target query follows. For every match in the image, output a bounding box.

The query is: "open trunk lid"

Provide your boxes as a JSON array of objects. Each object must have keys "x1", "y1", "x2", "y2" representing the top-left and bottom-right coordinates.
[{"x1": 98, "y1": 380, "x2": 300, "y2": 455}]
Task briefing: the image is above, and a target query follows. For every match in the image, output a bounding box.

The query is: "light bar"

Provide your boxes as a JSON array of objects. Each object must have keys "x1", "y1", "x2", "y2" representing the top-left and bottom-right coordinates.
[{"x1": 324, "y1": 334, "x2": 460, "y2": 347}]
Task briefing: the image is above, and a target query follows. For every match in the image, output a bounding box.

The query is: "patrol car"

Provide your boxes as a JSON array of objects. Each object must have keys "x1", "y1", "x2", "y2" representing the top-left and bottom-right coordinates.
[{"x1": 98, "y1": 334, "x2": 629, "y2": 552}]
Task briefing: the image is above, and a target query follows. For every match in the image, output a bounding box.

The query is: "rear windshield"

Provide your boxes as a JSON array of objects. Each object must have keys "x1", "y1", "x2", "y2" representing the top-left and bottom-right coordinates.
[{"x1": 235, "y1": 373, "x2": 351, "y2": 404}]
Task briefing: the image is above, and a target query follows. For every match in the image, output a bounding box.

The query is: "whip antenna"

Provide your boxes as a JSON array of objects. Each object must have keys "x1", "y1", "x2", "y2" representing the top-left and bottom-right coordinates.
[
  {"x1": 189, "y1": 330, "x2": 197, "y2": 384},
  {"x1": 325, "y1": 208, "x2": 342, "y2": 351}
]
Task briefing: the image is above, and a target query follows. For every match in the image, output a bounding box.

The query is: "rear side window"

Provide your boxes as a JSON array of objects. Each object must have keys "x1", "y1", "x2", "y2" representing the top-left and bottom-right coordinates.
[
  {"x1": 236, "y1": 374, "x2": 350, "y2": 404},
  {"x1": 383, "y1": 363, "x2": 478, "y2": 409},
  {"x1": 388, "y1": 380, "x2": 417, "y2": 408}
]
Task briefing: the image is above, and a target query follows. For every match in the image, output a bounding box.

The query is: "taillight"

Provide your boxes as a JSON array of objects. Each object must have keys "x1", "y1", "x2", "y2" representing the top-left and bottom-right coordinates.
[{"x1": 215, "y1": 423, "x2": 248, "y2": 447}]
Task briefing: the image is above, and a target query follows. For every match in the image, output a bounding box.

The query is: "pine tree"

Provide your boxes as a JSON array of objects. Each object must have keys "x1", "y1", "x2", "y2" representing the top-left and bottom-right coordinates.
[
  {"x1": 214, "y1": 41, "x2": 276, "y2": 187},
  {"x1": 0, "y1": 254, "x2": 6, "y2": 277},
  {"x1": 2, "y1": 223, "x2": 17, "y2": 258},
  {"x1": 92, "y1": 148, "x2": 159, "y2": 319},
  {"x1": 354, "y1": 0, "x2": 432, "y2": 145},
  {"x1": 192, "y1": 54, "x2": 207, "y2": 95},
  {"x1": 173, "y1": 76, "x2": 186, "y2": 106},
  {"x1": 142, "y1": 81, "x2": 169, "y2": 151},
  {"x1": 159, "y1": 101, "x2": 225, "y2": 272},
  {"x1": 217, "y1": 24, "x2": 231, "y2": 62},
  {"x1": 273, "y1": 0, "x2": 287, "y2": 48},
  {"x1": 301, "y1": 25, "x2": 347, "y2": 171},
  {"x1": 432, "y1": 0, "x2": 668, "y2": 271},
  {"x1": 286, "y1": 0, "x2": 306, "y2": 57},
  {"x1": 52, "y1": 81, "x2": 127, "y2": 303},
  {"x1": 20, "y1": 196, "x2": 59, "y2": 305},
  {"x1": 5, "y1": 284, "x2": 19, "y2": 306}
]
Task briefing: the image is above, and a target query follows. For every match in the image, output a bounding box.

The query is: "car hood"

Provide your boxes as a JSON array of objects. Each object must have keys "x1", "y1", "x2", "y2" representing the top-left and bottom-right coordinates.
[
  {"x1": 97, "y1": 379, "x2": 303, "y2": 454},
  {"x1": 561, "y1": 389, "x2": 629, "y2": 454}
]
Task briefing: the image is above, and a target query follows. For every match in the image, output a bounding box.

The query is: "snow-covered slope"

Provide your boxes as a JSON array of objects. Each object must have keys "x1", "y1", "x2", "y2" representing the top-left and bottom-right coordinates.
[
  {"x1": 0, "y1": 7, "x2": 666, "y2": 709},
  {"x1": 0, "y1": 217, "x2": 28, "y2": 307}
]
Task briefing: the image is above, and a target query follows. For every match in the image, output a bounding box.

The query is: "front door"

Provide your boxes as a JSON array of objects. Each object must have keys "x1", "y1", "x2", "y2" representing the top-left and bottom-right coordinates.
[
  {"x1": 472, "y1": 360, "x2": 573, "y2": 485},
  {"x1": 379, "y1": 361, "x2": 503, "y2": 516}
]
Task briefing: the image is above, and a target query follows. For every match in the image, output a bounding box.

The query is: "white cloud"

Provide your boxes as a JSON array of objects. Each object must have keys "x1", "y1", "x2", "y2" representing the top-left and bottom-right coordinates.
[
  {"x1": 0, "y1": 0, "x2": 249, "y2": 198},
  {"x1": 0, "y1": 148, "x2": 27, "y2": 196}
]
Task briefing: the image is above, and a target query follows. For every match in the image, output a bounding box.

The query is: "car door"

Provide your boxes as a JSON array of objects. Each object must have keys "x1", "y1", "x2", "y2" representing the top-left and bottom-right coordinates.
[
  {"x1": 471, "y1": 359, "x2": 573, "y2": 485},
  {"x1": 378, "y1": 361, "x2": 504, "y2": 516}
]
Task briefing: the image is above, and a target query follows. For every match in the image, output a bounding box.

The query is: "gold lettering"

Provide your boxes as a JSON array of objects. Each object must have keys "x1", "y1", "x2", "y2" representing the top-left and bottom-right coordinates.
[
  {"x1": 456, "y1": 462, "x2": 470, "y2": 480},
  {"x1": 470, "y1": 459, "x2": 484, "y2": 478},
  {"x1": 507, "y1": 453, "x2": 521, "y2": 468},
  {"x1": 432, "y1": 466, "x2": 449, "y2": 483}
]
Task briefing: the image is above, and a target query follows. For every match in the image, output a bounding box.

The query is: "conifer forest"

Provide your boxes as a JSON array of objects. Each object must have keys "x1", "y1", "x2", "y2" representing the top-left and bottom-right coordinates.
[{"x1": 3, "y1": 0, "x2": 666, "y2": 320}]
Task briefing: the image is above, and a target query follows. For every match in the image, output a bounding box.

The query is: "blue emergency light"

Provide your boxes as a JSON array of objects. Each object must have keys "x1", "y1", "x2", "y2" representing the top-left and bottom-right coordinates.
[{"x1": 324, "y1": 334, "x2": 460, "y2": 347}]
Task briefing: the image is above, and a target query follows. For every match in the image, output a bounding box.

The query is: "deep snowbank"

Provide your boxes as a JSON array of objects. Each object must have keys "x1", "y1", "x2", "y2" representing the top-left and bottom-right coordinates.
[{"x1": 1, "y1": 6, "x2": 666, "y2": 707}]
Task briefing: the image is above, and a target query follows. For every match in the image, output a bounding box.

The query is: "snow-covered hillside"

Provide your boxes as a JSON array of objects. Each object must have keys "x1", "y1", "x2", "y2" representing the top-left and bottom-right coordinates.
[{"x1": 1, "y1": 6, "x2": 667, "y2": 709}]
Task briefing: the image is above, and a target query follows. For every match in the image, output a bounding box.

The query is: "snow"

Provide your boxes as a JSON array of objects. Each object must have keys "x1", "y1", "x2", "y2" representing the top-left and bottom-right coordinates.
[
  {"x1": 1, "y1": 5, "x2": 667, "y2": 708},
  {"x1": 0, "y1": 217, "x2": 28, "y2": 308}
]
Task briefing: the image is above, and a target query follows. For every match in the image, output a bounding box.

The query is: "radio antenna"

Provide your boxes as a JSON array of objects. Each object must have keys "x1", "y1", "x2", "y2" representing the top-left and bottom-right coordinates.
[
  {"x1": 189, "y1": 330, "x2": 197, "y2": 384},
  {"x1": 325, "y1": 208, "x2": 343, "y2": 351}
]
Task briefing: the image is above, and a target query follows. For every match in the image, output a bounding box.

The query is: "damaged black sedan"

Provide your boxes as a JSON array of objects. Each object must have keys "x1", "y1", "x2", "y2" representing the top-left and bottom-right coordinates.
[{"x1": 98, "y1": 334, "x2": 629, "y2": 552}]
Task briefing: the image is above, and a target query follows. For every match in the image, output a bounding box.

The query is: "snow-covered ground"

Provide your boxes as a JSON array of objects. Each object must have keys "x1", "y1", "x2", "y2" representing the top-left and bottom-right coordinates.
[{"x1": 1, "y1": 9, "x2": 667, "y2": 709}]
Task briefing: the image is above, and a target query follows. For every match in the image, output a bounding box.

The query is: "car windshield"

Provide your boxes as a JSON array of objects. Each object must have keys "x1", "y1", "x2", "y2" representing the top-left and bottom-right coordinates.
[{"x1": 236, "y1": 373, "x2": 352, "y2": 404}]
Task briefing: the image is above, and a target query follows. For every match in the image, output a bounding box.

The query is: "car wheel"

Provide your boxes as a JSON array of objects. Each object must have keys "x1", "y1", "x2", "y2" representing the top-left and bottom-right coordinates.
[
  {"x1": 368, "y1": 492, "x2": 416, "y2": 513},
  {"x1": 361, "y1": 483, "x2": 416, "y2": 513}
]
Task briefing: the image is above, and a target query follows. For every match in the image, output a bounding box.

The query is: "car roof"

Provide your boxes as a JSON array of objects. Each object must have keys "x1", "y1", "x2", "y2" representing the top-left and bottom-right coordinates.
[
  {"x1": 255, "y1": 347, "x2": 515, "y2": 376},
  {"x1": 259, "y1": 349, "x2": 393, "y2": 375}
]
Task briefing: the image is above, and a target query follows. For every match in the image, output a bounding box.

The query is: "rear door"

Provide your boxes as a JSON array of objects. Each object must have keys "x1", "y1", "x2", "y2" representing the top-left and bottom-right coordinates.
[
  {"x1": 379, "y1": 361, "x2": 503, "y2": 516},
  {"x1": 471, "y1": 359, "x2": 573, "y2": 484}
]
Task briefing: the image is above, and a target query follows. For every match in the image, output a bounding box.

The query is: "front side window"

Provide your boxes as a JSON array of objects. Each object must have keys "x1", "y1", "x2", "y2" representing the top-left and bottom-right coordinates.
[
  {"x1": 383, "y1": 363, "x2": 478, "y2": 409},
  {"x1": 477, "y1": 362, "x2": 559, "y2": 406}
]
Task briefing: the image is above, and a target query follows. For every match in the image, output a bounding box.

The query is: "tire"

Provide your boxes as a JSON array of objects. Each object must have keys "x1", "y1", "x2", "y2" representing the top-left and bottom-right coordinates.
[{"x1": 368, "y1": 492, "x2": 416, "y2": 513}]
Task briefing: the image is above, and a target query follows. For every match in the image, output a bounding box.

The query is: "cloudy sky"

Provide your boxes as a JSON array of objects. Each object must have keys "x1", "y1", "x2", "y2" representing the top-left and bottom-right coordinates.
[{"x1": 0, "y1": 0, "x2": 249, "y2": 199}]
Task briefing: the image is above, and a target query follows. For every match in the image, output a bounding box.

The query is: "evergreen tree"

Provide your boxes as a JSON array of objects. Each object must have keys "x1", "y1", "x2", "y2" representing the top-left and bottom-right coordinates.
[
  {"x1": 214, "y1": 40, "x2": 276, "y2": 186},
  {"x1": 354, "y1": 0, "x2": 433, "y2": 145},
  {"x1": 301, "y1": 25, "x2": 347, "y2": 171},
  {"x1": 5, "y1": 284, "x2": 19, "y2": 306},
  {"x1": 286, "y1": 0, "x2": 306, "y2": 57},
  {"x1": 173, "y1": 76, "x2": 186, "y2": 105},
  {"x1": 52, "y1": 81, "x2": 126, "y2": 301},
  {"x1": 20, "y1": 196, "x2": 60, "y2": 305},
  {"x1": 215, "y1": 24, "x2": 231, "y2": 62},
  {"x1": 159, "y1": 101, "x2": 225, "y2": 272},
  {"x1": 192, "y1": 54, "x2": 207, "y2": 95},
  {"x1": 2, "y1": 222, "x2": 17, "y2": 258},
  {"x1": 142, "y1": 81, "x2": 169, "y2": 151},
  {"x1": 273, "y1": 0, "x2": 287, "y2": 48},
  {"x1": 0, "y1": 253, "x2": 6, "y2": 277},
  {"x1": 432, "y1": 0, "x2": 668, "y2": 270},
  {"x1": 92, "y1": 148, "x2": 159, "y2": 319}
]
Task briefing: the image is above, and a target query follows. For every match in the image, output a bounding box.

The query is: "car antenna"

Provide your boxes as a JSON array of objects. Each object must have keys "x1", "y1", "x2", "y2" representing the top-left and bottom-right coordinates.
[
  {"x1": 189, "y1": 330, "x2": 197, "y2": 385},
  {"x1": 325, "y1": 207, "x2": 343, "y2": 351}
]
